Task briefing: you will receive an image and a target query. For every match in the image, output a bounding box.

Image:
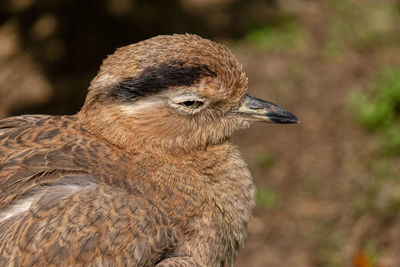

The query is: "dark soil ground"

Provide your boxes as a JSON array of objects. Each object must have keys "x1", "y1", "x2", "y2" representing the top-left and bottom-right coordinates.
[{"x1": 2, "y1": 0, "x2": 400, "y2": 266}]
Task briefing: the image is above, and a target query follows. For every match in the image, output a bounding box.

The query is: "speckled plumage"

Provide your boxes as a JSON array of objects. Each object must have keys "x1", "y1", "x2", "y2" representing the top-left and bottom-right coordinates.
[{"x1": 0, "y1": 34, "x2": 297, "y2": 266}]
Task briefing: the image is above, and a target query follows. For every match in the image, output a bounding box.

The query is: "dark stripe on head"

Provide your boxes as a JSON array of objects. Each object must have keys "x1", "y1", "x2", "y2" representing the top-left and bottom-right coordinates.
[{"x1": 113, "y1": 61, "x2": 216, "y2": 99}]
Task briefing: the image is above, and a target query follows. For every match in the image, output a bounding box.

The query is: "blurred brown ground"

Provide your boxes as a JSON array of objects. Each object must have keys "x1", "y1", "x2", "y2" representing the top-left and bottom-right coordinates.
[{"x1": 2, "y1": 0, "x2": 400, "y2": 266}]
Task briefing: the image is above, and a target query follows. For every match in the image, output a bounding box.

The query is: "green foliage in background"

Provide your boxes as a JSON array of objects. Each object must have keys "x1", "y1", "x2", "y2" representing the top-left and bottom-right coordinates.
[
  {"x1": 256, "y1": 153, "x2": 275, "y2": 171},
  {"x1": 245, "y1": 14, "x2": 306, "y2": 52},
  {"x1": 256, "y1": 187, "x2": 280, "y2": 209},
  {"x1": 325, "y1": 0, "x2": 395, "y2": 56},
  {"x1": 350, "y1": 68, "x2": 400, "y2": 154}
]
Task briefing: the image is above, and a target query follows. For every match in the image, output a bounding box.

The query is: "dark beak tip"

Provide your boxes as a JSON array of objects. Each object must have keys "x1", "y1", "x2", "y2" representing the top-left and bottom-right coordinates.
[
  {"x1": 268, "y1": 112, "x2": 300, "y2": 124},
  {"x1": 290, "y1": 114, "x2": 301, "y2": 124},
  {"x1": 272, "y1": 118, "x2": 300, "y2": 124},
  {"x1": 287, "y1": 119, "x2": 301, "y2": 124}
]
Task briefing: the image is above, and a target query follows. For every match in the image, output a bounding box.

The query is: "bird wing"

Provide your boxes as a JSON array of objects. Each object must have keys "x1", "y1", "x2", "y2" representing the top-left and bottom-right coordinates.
[
  {"x1": 0, "y1": 182, "x2": 172, "y2": 266},
  {"x1": 0, "y1": 114, "x2": 50, "y2": 132},
  {"x1": 0, "y1": 115, "x2": 92, "y2": 209},
  {"x1": 0, "y1": 115, "x2": 180, "y2": 265}
]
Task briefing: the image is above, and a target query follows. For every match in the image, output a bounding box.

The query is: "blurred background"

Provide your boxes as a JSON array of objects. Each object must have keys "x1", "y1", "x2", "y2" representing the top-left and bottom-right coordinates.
[{"x1": 2, "y1": 0, "x2": 400, "y2": 266}]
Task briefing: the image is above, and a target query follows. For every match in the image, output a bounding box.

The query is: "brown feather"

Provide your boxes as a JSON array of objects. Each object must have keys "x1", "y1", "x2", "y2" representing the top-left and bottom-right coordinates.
[{"x1": 0, "y1": 34, "x2": 256, "y2": 266}]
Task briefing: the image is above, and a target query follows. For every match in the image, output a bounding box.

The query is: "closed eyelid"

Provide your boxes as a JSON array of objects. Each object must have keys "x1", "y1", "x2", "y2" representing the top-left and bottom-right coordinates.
[{"x1": 172, "y1": 94, "x2": 207, "y2": 103}]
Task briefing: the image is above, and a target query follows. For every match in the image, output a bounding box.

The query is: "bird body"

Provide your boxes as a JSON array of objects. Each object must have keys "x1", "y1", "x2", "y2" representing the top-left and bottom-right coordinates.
[
  {"x1": 0, "y1": 34, "x2": 298, "y2": 266},
  {"x1": 0, "y1": 114, "x2": 252, "y2": 266}
]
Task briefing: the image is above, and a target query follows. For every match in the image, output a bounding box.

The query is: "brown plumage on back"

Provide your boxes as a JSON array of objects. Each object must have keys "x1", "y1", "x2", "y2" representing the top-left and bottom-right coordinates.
[{"x1": 0, "y1": 34, "x2": 298, "y2": 266}]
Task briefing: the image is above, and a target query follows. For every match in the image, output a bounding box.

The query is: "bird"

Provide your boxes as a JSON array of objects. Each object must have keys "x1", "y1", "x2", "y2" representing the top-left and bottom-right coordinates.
[{"x1": 0, "y1": 34, "x2": 298, "y2": 266}]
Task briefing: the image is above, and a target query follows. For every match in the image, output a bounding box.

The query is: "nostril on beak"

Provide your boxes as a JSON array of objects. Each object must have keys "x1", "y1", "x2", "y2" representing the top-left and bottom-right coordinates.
[{"x1": 249, "y1": 105, "x2": 264, "y2": 110}]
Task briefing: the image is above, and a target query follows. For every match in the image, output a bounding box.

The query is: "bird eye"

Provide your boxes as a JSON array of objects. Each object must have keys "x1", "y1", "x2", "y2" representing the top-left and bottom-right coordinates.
[{"x1": 180, "y1": 100, "x2": 204, "y2": 109}]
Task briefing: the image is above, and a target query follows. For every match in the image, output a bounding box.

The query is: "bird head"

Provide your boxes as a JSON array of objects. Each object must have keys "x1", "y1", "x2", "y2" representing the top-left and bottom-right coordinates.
[{"x1": 79, "y1": 34, "x2": 298, "y2": 152}]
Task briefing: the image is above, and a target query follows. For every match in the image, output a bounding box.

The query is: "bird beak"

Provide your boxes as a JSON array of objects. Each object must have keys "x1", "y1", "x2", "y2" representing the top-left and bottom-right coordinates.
[{"x1": 233, "y1": 94, "x2": 300, "y2": 124}]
